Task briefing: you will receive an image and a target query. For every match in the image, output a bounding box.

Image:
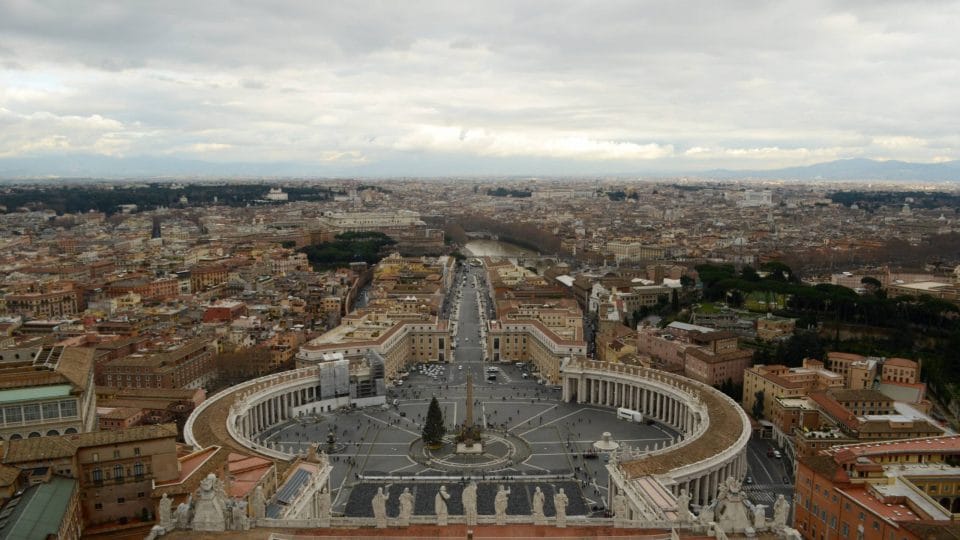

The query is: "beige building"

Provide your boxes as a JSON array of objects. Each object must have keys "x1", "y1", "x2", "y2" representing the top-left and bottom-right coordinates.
[
  {"x1": 742, "y1": 359, "x2": 844, "y2": 421},
  {"x1": 825, "y1": 351, "x2": 878, "y2": 389},
  {"x1": 755, "y1": 314, "x2": 796, "y2": 341},
  {"x1": 297, "y1": 302, "x2": 450, "y2": 382},
  {"x1": 0, "y1": 345, "x2": 98, "y2": 441},
  {"x1": 2, "y1": 423, "x2": 180, "y2": 529},
  {"x1": 487, "y1": 300, "x2": 587, "y2": 384}
]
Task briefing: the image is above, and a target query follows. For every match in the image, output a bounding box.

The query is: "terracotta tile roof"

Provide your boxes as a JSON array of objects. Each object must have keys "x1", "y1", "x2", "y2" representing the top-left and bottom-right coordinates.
[
  {"x1": 801, "y1": 455, "x2": 845, "y2": 481},
  {"x1": 54, "y1": 347, "x2": 95, "y2": 391},
  {"x1": 884, "y1": 357, "x2": 918, "y2": 368},
  {"x1": 810, "y1": 391, "x2": 859, "y2": 431},
  {"x1": 2, "y1": 423, "x2": 178, "y2": 464},
  {"x1": 153, "y1": 446, "x2": 227, "y2": 498},
  {"x1": 828, "y1": 388, "x2": 892, "y2": 403},
  {"x1": 0, "y1": 463, "x2": 22, "y2": 488}
]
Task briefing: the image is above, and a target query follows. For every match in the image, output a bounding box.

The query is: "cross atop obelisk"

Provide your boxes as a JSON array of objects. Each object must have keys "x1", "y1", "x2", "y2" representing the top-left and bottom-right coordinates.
[{"x1": 465, "y1": 373, "x2": 474, "y2": 429}]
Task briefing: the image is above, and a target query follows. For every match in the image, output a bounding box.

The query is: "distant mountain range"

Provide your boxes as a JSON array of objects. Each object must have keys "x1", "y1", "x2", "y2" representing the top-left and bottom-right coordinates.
[
  {"x1": 1, "y1": 154, "x2": 960, "y2": 181},
  {"x1": 700, "y1": 158, "x2": 960, "y2": 182}
]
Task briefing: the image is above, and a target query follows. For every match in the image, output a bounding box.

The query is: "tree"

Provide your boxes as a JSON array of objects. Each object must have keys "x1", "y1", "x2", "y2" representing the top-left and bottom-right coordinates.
[
  {"x1": 423, "y1": 397, "x2": 446, "y2": 447},
  {"x1": 671, "y1": 289, "x2": 680, "y2": 312},
  {"x1": 860, "y1": 276, "x2": 882, "y2": 292},
  {"x1": 752, "y1": 390, "x2": 765, "y2": 420},
  {"x1": 740, "y1": 265, "x2": 761, "y2": 282}
]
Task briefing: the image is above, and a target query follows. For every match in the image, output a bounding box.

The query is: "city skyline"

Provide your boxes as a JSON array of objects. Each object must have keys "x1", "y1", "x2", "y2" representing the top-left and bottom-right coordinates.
[{"x1": 2, "y1": 1, "x2": 960, "y2": 177}]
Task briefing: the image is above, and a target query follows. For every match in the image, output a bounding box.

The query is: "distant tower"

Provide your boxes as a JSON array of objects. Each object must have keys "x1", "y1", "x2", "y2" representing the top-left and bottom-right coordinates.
[{"x1": 151, "y1": 217, "x2": 162, "y2": 239}]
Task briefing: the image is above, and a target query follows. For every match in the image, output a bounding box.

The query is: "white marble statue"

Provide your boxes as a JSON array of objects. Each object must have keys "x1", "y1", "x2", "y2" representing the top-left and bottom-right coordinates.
[
  {"x1": 398, "y1": 488, "x2": 415, "y2": 527},
  {"x1": 495, "y1": 485, "x2": 511, "y2": 525},
  {"x1": 158, "y1": 493, "x2": 173, "y2": 530},
  {"x1": 175, "y1": 498, "x2": 192, "y2": 529},
  {"x1": 146, "y1": 525, "x2": 164, "y2": 540},
  {"x1": 675, "y1": 488, "x2": 691, "y2": 522},
  {"x1": 554, "y1": 488, "x2": 569, "y2": 528},
  {"x1": 752, "y1": 504, "x2": 767, "y2": 530},
  {"x1": 317, "y1": 487, "x2": 332, "y2": 527},
  {"x1": 435, "y1": 485, "x2": 450, "y2": 526},
  {"x1": 252, "y1": 485, "x2": 266, "y2": 520},
  {"x1": 192, "y1": 474, "x2": 228, "y2": 532},
  {"x1": 532, "y1": 486, "x2": 546, "y2": 525},
  {"x1": 613, "y1": 492, "x2": 627, "y2": 524},
  {"x1": 372, "y1": 486, "x2": 390, "y2": 528},
  {"x1": 463, "y1": 481, "x2": 478, "y2": 526},
  {"x1": 773, "y1": 495, "x2": 790, "y2": 531},
  {"x1": 230, "y1": 500, "x2": 250, "y2": 531}
]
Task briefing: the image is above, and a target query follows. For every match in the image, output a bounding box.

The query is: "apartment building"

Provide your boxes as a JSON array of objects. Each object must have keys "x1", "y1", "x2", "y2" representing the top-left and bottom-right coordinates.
[
  {"x1": 636, "y1": 322, "x2": 754, "y2": 386},
  {"x1": 742, "y1": 359, "x2": 845, "y2": 421},
  {"x1": 1, "y1": 281, "x2": 84, "y2": 319},
  {"x1": 101, "y1": 337, "x2": 218, "y2": 390}
]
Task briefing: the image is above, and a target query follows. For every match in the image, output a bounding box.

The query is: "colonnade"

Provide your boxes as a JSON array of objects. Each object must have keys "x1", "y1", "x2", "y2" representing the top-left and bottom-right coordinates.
[
  {"x1": 237, "y1": 382, "x2": 329, "y2": 438},
  {"x1": 561, "y1": 360, "x2": 750, "y2": 511},
  {"x1": 569, "y1": 375, "x2": 698, "y2": 434}
]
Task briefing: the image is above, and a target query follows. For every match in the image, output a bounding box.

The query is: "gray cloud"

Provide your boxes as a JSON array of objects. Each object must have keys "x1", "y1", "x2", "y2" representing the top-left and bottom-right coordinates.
[{"x1": 0, "y1": 0, "x2": 958, "y2": 174}]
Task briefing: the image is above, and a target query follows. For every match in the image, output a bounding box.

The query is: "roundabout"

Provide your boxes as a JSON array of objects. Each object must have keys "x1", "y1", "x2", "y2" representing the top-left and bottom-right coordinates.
[{"x1": 409, "y1": 428, "x2": 532, "y2": 473}]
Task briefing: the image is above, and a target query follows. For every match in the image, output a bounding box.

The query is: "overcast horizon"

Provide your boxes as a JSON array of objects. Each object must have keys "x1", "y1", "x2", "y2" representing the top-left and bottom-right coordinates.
[{"x1": 2, "y1": 1, "x2": 960, "y2": 176}]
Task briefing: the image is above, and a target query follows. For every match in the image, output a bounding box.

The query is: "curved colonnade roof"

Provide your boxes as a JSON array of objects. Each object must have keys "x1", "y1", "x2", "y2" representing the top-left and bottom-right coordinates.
[{"x1": 621, "y1": 381, "x2": 745, "y2": 478}]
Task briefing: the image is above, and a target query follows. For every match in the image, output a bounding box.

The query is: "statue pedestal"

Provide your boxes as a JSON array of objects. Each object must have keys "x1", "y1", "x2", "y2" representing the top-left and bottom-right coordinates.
[{"x1": 456, "y1": 442, "x2": 483, "y2": 454}]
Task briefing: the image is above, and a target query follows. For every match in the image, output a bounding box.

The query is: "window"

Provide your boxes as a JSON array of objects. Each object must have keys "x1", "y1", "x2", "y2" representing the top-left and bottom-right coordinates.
[
  {"x1": 92, "y1": 468, "x2": 103, "y2": 484},
  {"x1": 114, "y1": 464, "x2": 124, "y2": 483},
  {"x1": 117, "y1": 497, "x2": 125, "y2": 504},
  {"x1": 4, "y1": 406, "x2": 21, "y2": 423},
  {"x1": 134, "y1": 462, "x2": 144, "y2": 478},
  {"x1": 42, "y1": 402, "x2": 60, "y2": 419},
  {"x1": 134, "y1": 447, "x2": 141, "y2": 456},
  {"x1": 95, "y1": 502, "x2": 103, "y2": 510},
  {"x1": 22, "y1": 404, "x2": 40, "y2": 421},
  {"x1": 113, "y1": 450, "x2": 121, "y2": 459},
  {"x1": 138, "y1": 491, "x2": 146, "y2": 498},
  {"x1": 842, "y1": 523, "x2": 850, "y2": 537}
]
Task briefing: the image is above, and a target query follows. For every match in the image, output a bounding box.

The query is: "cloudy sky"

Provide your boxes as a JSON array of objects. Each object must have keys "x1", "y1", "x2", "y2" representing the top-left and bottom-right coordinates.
[{"x1": 1, "y1": 0, "x2": 959, "y2": 176}]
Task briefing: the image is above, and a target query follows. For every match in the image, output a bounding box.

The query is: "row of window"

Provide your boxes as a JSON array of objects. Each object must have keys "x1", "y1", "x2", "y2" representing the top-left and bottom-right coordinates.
[
  {"x1": 92, "y1": 492, "x2": 147, "y2": 509},
  {"x1": 90, "y1": 462, "x2": 146, "y2": 483},
  {"x1": 2, "y1": 400, "x2": 78, "y2": 424}
]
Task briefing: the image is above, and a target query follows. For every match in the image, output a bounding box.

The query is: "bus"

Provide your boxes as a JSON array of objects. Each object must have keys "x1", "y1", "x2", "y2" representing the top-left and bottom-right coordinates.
[{"x1": 617, "y1": 408, "x2": 644, "y2": 423}]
